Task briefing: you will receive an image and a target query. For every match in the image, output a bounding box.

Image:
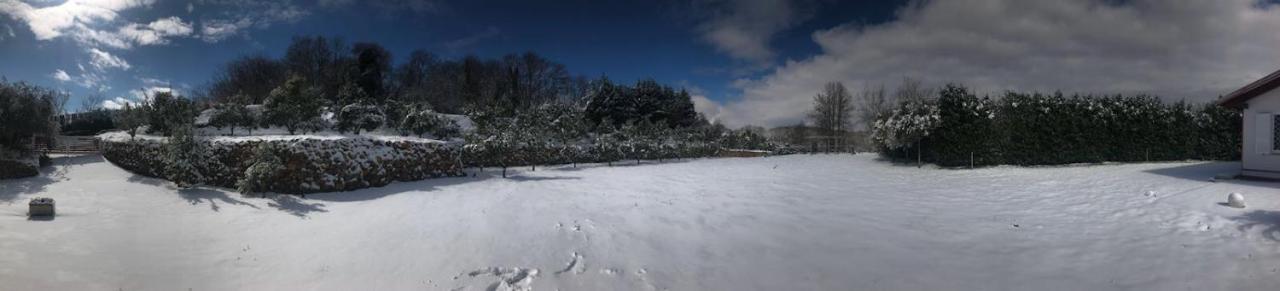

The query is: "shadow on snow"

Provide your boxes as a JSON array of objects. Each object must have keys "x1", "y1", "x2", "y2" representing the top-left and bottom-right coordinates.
[
  {"x1": 0, "y1": 154, "x2": 105, "y2": 202},
  {"x1": 1233, "y1": 210, "x2": 1280, "y2": 242}
]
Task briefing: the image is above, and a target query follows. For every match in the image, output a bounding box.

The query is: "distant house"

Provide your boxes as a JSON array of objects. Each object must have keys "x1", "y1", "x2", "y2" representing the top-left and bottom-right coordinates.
[{"x1": 1218, "y1": 69, "x2": 1280, "y2": 179}]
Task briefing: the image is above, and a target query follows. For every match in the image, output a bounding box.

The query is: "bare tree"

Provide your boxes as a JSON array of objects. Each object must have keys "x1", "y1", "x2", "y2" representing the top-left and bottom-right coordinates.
[
  {"x1": 809, "y1": 81, "x2": 854, "y2": 152},
  {"x1": 80, "y1": 93, "x2": 106, "y2": 113},
  {"x1": 894, "y1": 77, "x2": 933, "y2": 104},
  {"x1": 857, "y1": 84, "x2": 889, "y2": 130}
]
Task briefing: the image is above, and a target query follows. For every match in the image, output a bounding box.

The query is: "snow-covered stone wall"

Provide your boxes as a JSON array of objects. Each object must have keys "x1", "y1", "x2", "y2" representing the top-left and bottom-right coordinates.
[{"x1": 98, "y1": 132, "x2": 464, "y2": 194}]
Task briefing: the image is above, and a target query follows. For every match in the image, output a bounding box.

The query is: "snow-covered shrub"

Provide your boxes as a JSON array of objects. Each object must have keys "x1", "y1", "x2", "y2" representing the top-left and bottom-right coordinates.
[
  {"x1": 875, "y1": 83, "x2": 1242, "y2": 167},
  {"x1": 872, "y1": 98, "x2": 940, "y2": 152},
  {"x1": 399, "y1": 104, "x2": 459, "y2": 139},
  {"x1": 336, "y1": 103, "x2": 385, "y2": 134},
  {"x1": 146, "y1": 91, "x2": 196, "y2": 136},
  {"x1": 163, "y1": 125, "x2": 206, "y2": 188},
  {"x1": 208, "y1": 102, "x2": 258, "y2": 135},
  {"x1": 920, "y1": 84, "x2": 996, "y2": 166},
  {"x1": 264, "y1": 75, "x2": 326, "y2": 134},
  {"x1": 237, "y1": 143, "x2": 282, "y2": 195},
  {"x1": 114, "y1": 103, "x2": 148, "y2": 138}
]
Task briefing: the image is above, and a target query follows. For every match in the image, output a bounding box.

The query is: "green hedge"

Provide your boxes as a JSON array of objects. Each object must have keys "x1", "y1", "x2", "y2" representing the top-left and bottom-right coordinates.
[{"x1": 878, "y1": 84, "x2": 1241, "y2": 167}]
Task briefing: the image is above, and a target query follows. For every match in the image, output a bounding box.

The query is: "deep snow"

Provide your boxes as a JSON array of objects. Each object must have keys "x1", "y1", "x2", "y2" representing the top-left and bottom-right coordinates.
[{"x1": 1, "y1": 154, "x2": 1279, "y2": 290}]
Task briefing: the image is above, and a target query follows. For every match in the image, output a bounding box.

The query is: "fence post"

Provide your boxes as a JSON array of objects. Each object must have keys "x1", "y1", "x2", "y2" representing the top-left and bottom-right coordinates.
[{"x1": 970, "y1": 152, "x2": 974, "y2": 169}]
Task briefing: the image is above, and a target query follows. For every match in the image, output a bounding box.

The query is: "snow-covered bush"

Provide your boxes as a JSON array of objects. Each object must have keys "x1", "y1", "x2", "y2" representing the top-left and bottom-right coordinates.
[
  {"x1": 336, "y1": 103, "x2": 385, "y2": 134},
  {"x1": 264, "y1": 75, "x2": 326, "y2": 134},
  {"x1": 114, "y1": 103, "x2": 148, "y2": 138},
  {"x1": 146, "y1": 91, "x2": 196, "y2": 136},
  {"x1": 237, "y1": 142, "x2": 282, "y2": 195},
  {"x1": 399, "y1": 104, "x2": 459, "y2": 139},
  {"x1": 163, "y1": 125, "x2": 206, "y2": 188},
  {"x1": 872, "y1": 98, "x2": 940, "y2": 152},
  {"x1": 208, "y1": 102, "x2": 258, "y2": 135},
  {"x1": 874, "y1": 83, "x2": 1242, "y2": 166}
]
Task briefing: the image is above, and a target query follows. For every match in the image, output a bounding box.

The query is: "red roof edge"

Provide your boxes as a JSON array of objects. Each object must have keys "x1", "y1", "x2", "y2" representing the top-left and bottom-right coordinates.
[{"x1": 1218, "y1": 68, "x2": 1280, "y2": 108}]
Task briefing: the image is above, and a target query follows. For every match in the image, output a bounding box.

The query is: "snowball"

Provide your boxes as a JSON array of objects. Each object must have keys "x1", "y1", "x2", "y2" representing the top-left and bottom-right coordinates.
[
  {"x1": 1144, "y1": 191, "x2": 1156, "y2": 197},
  {"x1": 1227, "y1": 193, "x2": 1246, "y2": 208}
]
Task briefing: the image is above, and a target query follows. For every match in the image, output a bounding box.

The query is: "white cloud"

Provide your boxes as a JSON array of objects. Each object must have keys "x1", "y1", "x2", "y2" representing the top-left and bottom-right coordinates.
[
  {"x1": 199, "y1": 17, "x2": 252, "y2": 42},
  {"x1": 114, "y1": 16, "x2": 193, "y2": 46},
  {"x1": 50, "y1": 69, "x2": 72, "y2": 81},
  {"x1": 0, "y1": 0, "x2": 157, "y2": 40},
  {"x1": 103, "y1": 86, "x2": 176, "y2": 109},
  {"x1": 195, "y1": 0, "x2": 308, "y2": 42},
  {"x1": 71, "y1": 71, "x2": 110, "y2": 91},
  {"x1": 87, "y1": 48, "x2": 130, "y2": 71},
  {"x1": 695, "y1": 0, "x2": 809, "y2": 67},
  {"x1": 101, "y1": 97, "x2": 134, "y2": 109},
  {"x1": 702, "y1": 0, "x2": 1280, "y2": 128}
]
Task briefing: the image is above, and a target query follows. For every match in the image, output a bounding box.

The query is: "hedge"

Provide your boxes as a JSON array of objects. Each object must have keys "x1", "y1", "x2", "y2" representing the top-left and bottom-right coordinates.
[{"x1": 876, "y1": 84, "x2": 1241, "y2": 167}]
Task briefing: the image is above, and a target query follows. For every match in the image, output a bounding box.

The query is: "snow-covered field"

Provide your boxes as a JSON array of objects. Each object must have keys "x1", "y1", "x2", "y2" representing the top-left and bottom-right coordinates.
[{"x1": 1, "y1": 154, "x2": 1279, "y2": 290}]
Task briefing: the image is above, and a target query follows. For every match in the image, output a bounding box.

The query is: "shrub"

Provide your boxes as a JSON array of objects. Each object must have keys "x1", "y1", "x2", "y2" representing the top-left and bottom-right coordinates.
[
  {"x1": 873, "y1": 84, "x2": 1242, "y2": 166},
  {"x1": 264, "y1": 75, "x2": 325, "y2": 134},
  {"x1": 163, "y1": 124, "x2": 205, "y2": 188},
  {"x1": 146, "y1": 91, "x2": 196, "y2": 136},
  {"x1": 209, "y1": 102, "x2": 257, "y2": 135},
  {"x1": 237, "y1": 143, "x2": 282, "y2": 195},
  {"x1": 0, "y1": 81, "x2": 58, "y2": 151},
  {"x1": 336, "y1": 103, "x2": 385, "y2": 134}
]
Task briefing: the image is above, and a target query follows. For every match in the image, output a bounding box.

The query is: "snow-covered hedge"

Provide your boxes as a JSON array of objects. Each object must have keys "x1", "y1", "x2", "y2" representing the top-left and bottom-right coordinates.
[
  {"x1": 98, "y1": 132, "x2": 464, "y2": 194},
  {"x1": 874, "y1": 84, "x2": 1242, "y2": 166}
]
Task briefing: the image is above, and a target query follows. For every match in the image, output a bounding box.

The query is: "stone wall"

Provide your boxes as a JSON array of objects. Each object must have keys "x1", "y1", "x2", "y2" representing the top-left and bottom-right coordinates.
[{"x1": 99, "y1": 134, "x2": 464, "y2": 194}]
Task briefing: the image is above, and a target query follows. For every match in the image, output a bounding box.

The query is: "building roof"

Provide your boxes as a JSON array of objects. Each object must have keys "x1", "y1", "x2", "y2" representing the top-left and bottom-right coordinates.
[{"x1": 1218, "y1": 68, "x2": 1280, "y2": 107}]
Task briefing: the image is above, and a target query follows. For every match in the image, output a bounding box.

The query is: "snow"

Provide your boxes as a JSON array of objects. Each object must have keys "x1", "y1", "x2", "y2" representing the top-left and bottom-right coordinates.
[
  {"x1": 1, "y1": 154, "x2": 1279, "y2": 290},
  {"x1": 1230, "y1": 192, "x2": 1247, "y2": 208}
]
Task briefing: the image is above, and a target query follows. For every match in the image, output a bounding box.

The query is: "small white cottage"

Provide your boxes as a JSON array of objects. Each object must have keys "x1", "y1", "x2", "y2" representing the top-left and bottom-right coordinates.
[{"x1": 1219, "y1": 69, "x2": 1280, "y2": 179}]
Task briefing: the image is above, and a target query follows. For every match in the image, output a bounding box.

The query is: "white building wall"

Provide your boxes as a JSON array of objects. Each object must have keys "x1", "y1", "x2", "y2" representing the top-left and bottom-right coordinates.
[{"x1": 1241, "y1": 88, "x2": 1280, "y2": 179}]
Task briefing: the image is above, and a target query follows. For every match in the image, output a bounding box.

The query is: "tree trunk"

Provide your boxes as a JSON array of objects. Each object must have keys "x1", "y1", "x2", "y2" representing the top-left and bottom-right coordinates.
[{"x1": 916, "y1": 141, "x2": 922, "y2": 168}]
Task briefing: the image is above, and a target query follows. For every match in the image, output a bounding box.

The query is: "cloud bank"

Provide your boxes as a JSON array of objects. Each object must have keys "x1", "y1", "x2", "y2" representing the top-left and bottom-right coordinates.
[{"x1": 701, "y1": 0, "x2": 1280, "y2": 128}]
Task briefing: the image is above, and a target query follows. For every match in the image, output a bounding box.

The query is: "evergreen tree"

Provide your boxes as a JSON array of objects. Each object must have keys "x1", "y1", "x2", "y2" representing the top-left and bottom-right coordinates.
[
  {"x1": 146, "y1": 91, "x2": 195, "y2": 136},
  {"x1": 164, "y1": 124, "x2": 205, "y2": 188},
  {"x1": 336, "y1": 103, "x2": 385, "y2": 134},
  {"x1": 264, "y1": 75, "x2": 325, "y2": 134}
]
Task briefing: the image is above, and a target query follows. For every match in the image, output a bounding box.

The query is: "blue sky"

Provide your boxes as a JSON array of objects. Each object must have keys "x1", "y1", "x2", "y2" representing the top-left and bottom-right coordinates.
[
  {"x1": 4, "y1": 0, "x2": 1280, "y2": 127},
  {"x1": 0, "y1": 0, "x2": 905, "y2": 114}
]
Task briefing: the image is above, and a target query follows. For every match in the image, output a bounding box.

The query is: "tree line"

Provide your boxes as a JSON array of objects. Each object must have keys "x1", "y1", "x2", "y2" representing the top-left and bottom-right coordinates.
[
  {"x1": 98, "y1": 35, "x2": 777, "y2": 182},
  {"x1": 869, "y1": 83, "x2": 1241, "y2": 166}
]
